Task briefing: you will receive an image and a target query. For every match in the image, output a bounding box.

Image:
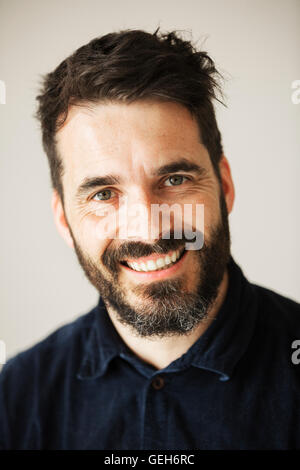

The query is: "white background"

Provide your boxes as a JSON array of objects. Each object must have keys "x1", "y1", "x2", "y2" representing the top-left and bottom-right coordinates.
[{"x1": 0, "y1": 0, "x2": 299, "y2": 361}]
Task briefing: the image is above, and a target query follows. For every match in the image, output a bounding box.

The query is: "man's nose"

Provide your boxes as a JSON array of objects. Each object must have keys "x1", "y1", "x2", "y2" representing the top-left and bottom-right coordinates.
[{"x1": 118, "y1": 190, "x2": 163, "y2": 242}]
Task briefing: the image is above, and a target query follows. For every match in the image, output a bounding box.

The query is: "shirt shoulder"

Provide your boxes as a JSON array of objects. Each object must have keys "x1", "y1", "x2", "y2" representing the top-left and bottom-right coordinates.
[
  {"x1": 0, "y1": 305, "x2": 100, "y2": 449},
  {"x1": 1, "y1": 306, "x2": 97, "y2": 376},
  {"x1": 245, "y1": 281, "x2": 300, "y2": 372},
  {"x1": 0, "y1": 305, "x2": 98, "y2": 413},
  {"x1": 0, "y1": 305, "x2": 99, "y2": 449},
  {"x1": 251, "y1": 282, "x2": 300, "y2": 331}
]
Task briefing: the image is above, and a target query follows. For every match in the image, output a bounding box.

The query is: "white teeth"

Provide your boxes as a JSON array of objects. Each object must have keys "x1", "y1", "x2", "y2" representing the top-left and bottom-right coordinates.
[
  {"x1": 146, "y1": 260, "x2": 157, "y2": 271},
  {"x1": 164, "y1": 255, "x2": 171, "y2": 265},
  {"x1": 140, "y1": 262, "x2": 147, "y2": 271},
  {"x1": 132, "y1": 262, "x2": 141, "y2": 271},
  {"x1": 156, "y1": 258, "x2": 165, "y2": 269},
  {"x1": 126, "y1": 248, "x2": 184, "y2": 272}
]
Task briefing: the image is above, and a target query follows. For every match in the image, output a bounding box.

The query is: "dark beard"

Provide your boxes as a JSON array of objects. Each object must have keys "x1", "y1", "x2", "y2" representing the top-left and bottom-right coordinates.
[{"x1": 69, "y1": 192, "x2": 231, "y2": 338}]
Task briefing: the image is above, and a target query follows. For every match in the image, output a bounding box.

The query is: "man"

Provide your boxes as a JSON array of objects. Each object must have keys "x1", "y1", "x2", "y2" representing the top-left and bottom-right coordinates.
[{"x1": 0, "y1": 28, "x2": 299, "y2": 450}]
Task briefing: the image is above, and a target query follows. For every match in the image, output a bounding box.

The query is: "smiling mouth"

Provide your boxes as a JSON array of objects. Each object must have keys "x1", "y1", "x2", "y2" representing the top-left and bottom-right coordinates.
[{"x1": 120, "y1": 248, "x2": 186, "y2": 272}]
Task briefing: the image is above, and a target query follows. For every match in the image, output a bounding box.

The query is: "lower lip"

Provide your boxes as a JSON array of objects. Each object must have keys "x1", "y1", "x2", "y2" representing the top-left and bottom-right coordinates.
[{"x1": 120, "y1": 250, "x2": 188, "y2": 281}]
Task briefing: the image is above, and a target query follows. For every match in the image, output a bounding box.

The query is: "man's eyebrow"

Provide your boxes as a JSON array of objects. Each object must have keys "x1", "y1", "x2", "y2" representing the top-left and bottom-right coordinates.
[
  {"x1": 76, "y1": 175, "x2": 121, "y2": 198},
  {"x1": 76, "y1": 159, "x2": 207, "y2": 198},
  {"x1": 153, "y1": 159, "x2": 208, "y2": 177}
]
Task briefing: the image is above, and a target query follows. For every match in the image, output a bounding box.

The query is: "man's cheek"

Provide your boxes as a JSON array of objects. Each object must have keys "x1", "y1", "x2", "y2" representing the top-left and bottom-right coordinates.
[
  {"x1": 71, "y1": 217, "x2": 105, "y2": 258},
  {"x1": 91, "y1": 205, "x2": 120, "y2": 242},
  {"x1": 71, "y1": 202, "x2": 113, "y2": 244}
]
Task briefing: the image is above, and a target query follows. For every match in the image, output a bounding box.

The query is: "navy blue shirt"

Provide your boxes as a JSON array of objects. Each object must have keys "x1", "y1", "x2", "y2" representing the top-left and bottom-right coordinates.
[{"x1": 1, "y1": 257, "x2": 300, "y2": 450}]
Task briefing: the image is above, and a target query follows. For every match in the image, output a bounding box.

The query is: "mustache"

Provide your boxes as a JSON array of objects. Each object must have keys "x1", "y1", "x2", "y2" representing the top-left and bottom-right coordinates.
[{"x1": 102, "y1": 232, "x2": 197, "y2": 273}]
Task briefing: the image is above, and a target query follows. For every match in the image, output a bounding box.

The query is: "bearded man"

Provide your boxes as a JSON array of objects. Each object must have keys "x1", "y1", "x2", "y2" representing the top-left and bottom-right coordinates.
[{"x1": 1, "y1": 29, "x2": 299, "y2": 450}]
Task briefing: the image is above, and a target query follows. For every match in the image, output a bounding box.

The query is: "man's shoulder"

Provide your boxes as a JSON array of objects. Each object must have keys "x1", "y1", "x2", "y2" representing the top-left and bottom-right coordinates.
[
  {"x1": 0, "y1": 304, "x2": 98, "y2": 380},
  {"x1": 249, "y1": 279, "x2": 300, "y2": 333}
]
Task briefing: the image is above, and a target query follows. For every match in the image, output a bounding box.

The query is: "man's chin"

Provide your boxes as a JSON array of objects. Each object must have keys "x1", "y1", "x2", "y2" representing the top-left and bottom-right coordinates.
[{"x1": 104, "y1": 278, "x2": 214, "y2": 338}]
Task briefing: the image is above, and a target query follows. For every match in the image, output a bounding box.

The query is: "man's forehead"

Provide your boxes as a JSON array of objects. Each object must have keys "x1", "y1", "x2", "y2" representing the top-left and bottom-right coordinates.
[
  {"x1": 57, "y1": 99, "x2": 202, "y2": 148},
  {"x1": 55, "y1": 100, "x2": 210, "y2": 183}
]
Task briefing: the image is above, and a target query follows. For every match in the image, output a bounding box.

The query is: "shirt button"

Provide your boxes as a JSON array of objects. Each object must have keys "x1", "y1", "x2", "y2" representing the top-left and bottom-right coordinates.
[{"x1": 151, "y1": 375, "x2": 165, "y2": 390}]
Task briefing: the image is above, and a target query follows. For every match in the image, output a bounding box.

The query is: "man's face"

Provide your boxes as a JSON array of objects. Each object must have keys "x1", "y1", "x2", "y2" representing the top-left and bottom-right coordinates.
[{"x1": 54, "y1": 99, "x2": 234, "y2": 337}]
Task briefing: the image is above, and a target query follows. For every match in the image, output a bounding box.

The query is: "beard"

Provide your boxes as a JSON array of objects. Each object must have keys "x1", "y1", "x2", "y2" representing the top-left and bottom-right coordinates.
[{"x1": 69, "y1": 191, "x2": 231, "y2": 338}]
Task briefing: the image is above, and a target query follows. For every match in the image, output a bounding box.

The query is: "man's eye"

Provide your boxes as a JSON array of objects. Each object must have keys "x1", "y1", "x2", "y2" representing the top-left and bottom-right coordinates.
[
  {"x1": 92, "y1": 189, "x2": 114, "y2": 201},
  {"x1": 164, "y1": 175, "x2": 188, "y2": 186}
]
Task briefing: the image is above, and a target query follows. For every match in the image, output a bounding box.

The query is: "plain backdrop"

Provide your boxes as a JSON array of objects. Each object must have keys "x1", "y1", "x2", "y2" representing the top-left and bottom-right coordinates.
[{"x1": 0, "y1": 0, "x2": 299, "y2": 361}]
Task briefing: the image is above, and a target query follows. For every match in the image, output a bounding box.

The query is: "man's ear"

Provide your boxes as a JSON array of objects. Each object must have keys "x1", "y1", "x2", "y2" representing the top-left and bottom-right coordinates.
[
  {"x1": 219, "y1": 155, "x2": 235, "y2": 215},
  {"x1": 51, "y1": 190, "x2": 74, "y2": 248}
]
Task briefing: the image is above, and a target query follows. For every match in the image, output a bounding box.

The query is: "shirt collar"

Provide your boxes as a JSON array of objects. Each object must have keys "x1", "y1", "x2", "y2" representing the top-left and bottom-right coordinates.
[
  {"x1": 178, "y1": 256, "x2": 258, "y2": 380},
  {"x1": 76, "y1": 297, "x2": 128, "y2": 380},
  {"x1": 77, "y1": 256, "x2": 258, "y2": 381}
]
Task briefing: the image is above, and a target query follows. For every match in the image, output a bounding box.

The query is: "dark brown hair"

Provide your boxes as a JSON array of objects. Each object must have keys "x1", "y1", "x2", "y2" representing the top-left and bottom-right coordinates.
[{"x1": 35, "y1": 28, "x2": 225, "y2": 201}]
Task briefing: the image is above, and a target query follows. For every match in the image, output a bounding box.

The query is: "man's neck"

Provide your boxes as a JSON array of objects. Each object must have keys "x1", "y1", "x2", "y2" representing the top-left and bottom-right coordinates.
[{"x1": 106, "y1": 269, "x2": 229, "y2": 370}]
